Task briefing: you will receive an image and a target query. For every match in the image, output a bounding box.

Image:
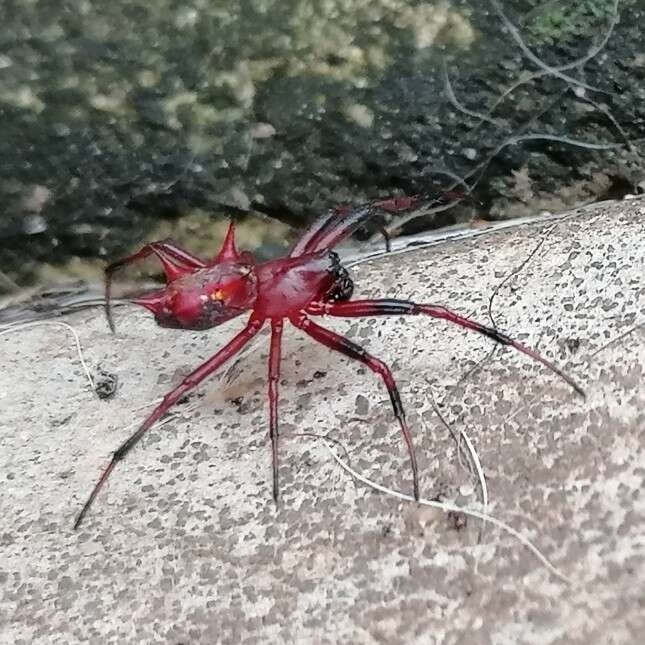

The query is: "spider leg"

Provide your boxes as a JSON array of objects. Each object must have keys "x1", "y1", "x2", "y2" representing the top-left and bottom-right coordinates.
[
  {"x1": 149, "y1": 240, "x2": 208, "y2": 269},
  {"x1": 290, "y1": 205, "x2": 394, "y2": 257},
  {"x1": 301, "y1": 204, "x2": 378, "y2": 255},
  {"x1": 73, "y1": 315, "x2": 265, "y2": 529},
  {"x1": 289, "y1": 208, "x2": 339, "y2": 257},
  {"x1": 308, "y1": 299, "x2": 585, "y2": 398},
  {"x1": 268, "y1": 320, "x2": 284, "y2": 502},
  {"x1": 106, "y1": 240, "x2": 207, "y2": 276},
  {"x1": 290, "y1": 314, "x2": 419, "y2": 501},
  {"x1": 292, "y1": 195, "x2": 429, "y2": 257},
  {"x1": 105, "y1": 241, "x2": 207, "y2": 333}
]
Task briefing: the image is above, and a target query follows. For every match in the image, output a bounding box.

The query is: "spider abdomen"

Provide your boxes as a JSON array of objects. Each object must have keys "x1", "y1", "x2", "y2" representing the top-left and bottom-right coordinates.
[{"x1": 138, "y1": 262, "x2": 258, "y2": 331}]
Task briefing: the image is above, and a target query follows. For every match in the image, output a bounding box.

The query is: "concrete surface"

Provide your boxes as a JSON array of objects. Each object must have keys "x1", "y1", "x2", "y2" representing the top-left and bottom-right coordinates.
[{"x1": 1, "y1": 199, "x2": 644, "y2": 644}]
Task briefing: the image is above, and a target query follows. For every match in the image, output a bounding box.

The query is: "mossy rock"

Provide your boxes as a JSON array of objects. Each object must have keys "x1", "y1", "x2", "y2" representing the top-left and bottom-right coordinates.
[{"x1": 1, "y1": 0, "x2": 643, "y2": 288}]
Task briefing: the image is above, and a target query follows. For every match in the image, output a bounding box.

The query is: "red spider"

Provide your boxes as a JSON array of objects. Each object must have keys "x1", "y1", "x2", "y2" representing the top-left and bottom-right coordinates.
[{"x1": 74, "y1": 198, "x2": 584, "y2": 528}]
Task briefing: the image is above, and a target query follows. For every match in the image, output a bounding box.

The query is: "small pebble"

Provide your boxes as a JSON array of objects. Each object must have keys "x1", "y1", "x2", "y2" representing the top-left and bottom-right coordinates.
[
  {"x1": 459, "y1": 483, "x2": 475, "y2": 497},
  {"x1": 94, "y1": 368, "x2": 118, "y2": 399}
]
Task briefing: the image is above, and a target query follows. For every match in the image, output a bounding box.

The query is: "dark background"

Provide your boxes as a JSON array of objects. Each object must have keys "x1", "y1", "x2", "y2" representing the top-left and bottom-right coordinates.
[{"x1": 1, "y1": 0, "x2": 643, "y2": 290}]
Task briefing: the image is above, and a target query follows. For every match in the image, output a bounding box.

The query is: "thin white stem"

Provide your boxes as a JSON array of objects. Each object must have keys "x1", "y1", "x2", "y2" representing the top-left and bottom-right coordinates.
[
  {"x1": 319, "y1": 438, "x2": 573, "y2": 585},
  {"x1": 0, "y1": 320, "x2": 96, "y2": 393}
]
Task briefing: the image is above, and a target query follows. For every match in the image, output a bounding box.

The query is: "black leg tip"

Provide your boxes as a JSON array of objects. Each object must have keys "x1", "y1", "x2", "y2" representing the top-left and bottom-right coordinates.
[{"x1": 104, "y1": 305, "x2": 116, "y2": 334}]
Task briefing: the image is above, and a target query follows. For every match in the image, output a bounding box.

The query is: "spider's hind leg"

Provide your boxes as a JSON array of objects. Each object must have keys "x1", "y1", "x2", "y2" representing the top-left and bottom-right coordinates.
[
  {"x1": 73, "y1": 315, "x2": 264, "y2": 529},
  {"x1": 268, "y1": 320, "x2": 284, "y2": 503}
]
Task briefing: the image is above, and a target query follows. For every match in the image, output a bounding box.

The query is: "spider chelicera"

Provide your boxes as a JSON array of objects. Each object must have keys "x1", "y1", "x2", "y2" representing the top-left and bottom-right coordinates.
[{"x1": 74, "y1": 197, "x2": 584, "y2": 528}]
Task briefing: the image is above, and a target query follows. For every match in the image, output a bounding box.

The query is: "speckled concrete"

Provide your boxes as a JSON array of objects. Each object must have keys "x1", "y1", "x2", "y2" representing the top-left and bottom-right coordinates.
[{"x1": 1, "y1": 199, "x2": 644, "y2": 644}]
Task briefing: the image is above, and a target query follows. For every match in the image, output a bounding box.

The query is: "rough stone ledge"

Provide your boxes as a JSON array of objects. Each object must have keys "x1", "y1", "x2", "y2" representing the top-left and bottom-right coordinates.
[{"x1": 0, "y1": 198, "x2": 643, "y2": 644}]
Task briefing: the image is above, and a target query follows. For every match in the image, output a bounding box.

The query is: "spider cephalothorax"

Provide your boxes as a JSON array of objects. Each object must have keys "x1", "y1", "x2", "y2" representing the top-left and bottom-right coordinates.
[{"x1": 75, "y1": 198, "x2": 584, "y2": 528}]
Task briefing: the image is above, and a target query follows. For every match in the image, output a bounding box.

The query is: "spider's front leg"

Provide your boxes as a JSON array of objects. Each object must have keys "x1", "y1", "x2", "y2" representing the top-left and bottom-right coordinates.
[
  {"x1": 291, "y1": 314, "x2": 420, "y2": 501},
  {"x1": 307, "y1": 299, "x2": 585, "y2": 398}
]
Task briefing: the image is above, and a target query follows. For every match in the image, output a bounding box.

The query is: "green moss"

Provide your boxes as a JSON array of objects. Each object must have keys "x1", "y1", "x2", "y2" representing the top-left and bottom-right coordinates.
[
  {"x1": 2, "y1": 0, "x2": 643, "y2": 289},
  {"x1": 524, "y1": 0, "x2": 627, "y2": 47}
]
